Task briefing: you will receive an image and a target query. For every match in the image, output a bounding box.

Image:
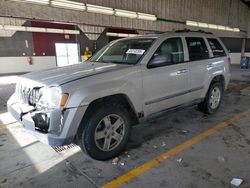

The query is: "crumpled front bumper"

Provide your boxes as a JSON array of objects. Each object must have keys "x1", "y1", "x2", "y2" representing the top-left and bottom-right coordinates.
[{"x1": 7, "y1": 93, "x2": 87, "y2": 146}]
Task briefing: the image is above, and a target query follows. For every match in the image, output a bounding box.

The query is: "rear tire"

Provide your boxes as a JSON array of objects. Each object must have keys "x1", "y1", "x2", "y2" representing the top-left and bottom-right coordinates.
[
  {"x1": 78, "y1": 102, "x2": 131, "y2": 161},
  {"x1": 198, "y1": 82, "x2": 223, "y2": 114}
]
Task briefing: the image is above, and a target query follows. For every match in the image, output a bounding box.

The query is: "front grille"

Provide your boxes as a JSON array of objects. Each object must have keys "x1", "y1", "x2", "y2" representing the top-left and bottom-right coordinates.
[
  {"x1": 18, "y1": 85, "x2": 31, "y2": 104},
  {"x1": 29, "y1": 87, "x2": 41, "y2": 106},
  {"x1": 17, "y1": 84, "x2": 41, "y2": 105}
]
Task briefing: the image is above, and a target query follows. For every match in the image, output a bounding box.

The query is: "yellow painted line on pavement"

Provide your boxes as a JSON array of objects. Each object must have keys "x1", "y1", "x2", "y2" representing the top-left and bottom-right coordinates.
[
  {"x1": 0, "y1": 123, "x2": 20, "y2": 130},
  {"x1": 102, "y1": 109, "x2": 250, "y2": 188}
]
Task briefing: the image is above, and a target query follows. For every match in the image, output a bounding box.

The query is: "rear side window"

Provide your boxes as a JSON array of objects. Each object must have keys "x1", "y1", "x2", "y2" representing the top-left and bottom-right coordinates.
[
  {"x1": 186, "y1": 37, "x2": 209, "y2": 61},
  {"x1": 207, "y1": 38, "x2": 226, "y2": 57}
]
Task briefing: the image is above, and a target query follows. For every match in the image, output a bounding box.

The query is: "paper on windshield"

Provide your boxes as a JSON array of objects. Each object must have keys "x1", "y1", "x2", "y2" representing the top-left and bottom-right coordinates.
[{"x1": 126, "y1": 49, "x2": 145, "y2": 55}]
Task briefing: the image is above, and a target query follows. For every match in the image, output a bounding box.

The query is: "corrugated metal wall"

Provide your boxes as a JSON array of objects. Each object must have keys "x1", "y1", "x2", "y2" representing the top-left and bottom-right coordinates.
[
  {"x1": 0, "y1": 17, "x2": 25, "y2": 37},
  {"x1": 0, "y1": 0, "x2": 249, "y2": 37},
  {"x1": 83, "y1": 0, "x2": 249, "y2": 31}
]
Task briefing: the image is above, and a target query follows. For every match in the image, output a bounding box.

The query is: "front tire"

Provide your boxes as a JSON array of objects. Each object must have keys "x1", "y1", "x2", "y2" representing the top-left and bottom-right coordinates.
[
  {"x1": 198, "y1": 82, "x2": 223, "y2": 114},
  {"x1": 78, "y1": 103, "x2": 131, "y2": 160}
]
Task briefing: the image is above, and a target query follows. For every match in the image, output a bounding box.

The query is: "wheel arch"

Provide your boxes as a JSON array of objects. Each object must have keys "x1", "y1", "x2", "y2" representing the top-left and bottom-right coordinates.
[
  {"x1": 87, "y1": 94, "x2": 139, "y2": 123},
  {"x1": 75, "y1": 93, "x2": 139, "y2": 143},
  {"x1": 210, "y1": 75, "x2": 225, "y2": 89},
  {"x1": 201, "y1": 74, "x2": 226, "y2": 100}
]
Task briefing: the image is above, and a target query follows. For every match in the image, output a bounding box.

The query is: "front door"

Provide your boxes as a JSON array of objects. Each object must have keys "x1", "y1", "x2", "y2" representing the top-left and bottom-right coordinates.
[{"x1": 142, "y1": 37, "x2": 189, "y2": 116}]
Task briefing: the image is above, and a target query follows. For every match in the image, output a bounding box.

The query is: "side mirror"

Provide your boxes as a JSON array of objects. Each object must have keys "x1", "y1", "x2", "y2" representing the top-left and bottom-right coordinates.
[{"x1": 148, "y1": 54, "x2": 173, "y2": 68}]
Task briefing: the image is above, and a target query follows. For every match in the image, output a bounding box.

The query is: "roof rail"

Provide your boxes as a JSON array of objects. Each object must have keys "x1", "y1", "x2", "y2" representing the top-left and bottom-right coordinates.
[
  {"x1": 153, "y1": 31, "x2": 166, "y2": 34},
  {"x1": 145, "y1": 31, "x2": 174, "y2": 35},
  {"x1": 175, "y1": 29, "x2": 213, "y2": 34}
]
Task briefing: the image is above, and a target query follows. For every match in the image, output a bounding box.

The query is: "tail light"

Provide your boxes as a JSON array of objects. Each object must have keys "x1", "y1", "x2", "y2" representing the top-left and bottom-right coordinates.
[{"x1": 227, "y1": 57, "x2": 231, "y2": 65}]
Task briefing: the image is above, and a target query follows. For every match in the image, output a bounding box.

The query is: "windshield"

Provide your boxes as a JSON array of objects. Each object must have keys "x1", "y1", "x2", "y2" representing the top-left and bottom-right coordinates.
[{"x1": 90, "y1": 38, "x2": 155, "y2": 65}]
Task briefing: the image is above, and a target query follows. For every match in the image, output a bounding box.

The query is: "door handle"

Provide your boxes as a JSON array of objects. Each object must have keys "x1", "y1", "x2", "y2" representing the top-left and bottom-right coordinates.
[{"x1": 177, "y1": 69, "x2": 188, "y2": 74}]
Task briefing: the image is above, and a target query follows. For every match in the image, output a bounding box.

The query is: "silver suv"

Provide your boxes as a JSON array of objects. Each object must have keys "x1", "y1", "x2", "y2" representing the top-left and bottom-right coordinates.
[{"x1": 8, "y1": 30, "x2": 230, "y2": 160}]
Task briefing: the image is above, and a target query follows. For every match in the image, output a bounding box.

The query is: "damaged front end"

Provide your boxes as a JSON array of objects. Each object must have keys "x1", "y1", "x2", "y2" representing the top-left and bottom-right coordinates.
[{"x1": 7, "y1": 81, "x2": 72, "y2": 145}]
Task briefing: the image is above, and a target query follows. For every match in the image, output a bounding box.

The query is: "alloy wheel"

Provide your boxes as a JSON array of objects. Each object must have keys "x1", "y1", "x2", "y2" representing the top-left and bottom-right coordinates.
[{"x1": 94, "y1": 114, "x2": 125, "y2": 151}]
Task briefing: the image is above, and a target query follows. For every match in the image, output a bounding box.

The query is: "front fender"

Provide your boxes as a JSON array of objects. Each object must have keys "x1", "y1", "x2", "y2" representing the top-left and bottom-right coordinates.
[
  {"x1": 67, "y1": 79, "x2": 142, "y2": 113},
  {"x1": 61, "y1": 79, "x2": 142, "y2": 139}
]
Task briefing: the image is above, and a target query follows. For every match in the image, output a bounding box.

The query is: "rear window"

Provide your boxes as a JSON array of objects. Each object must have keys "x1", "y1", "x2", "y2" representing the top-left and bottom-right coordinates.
[
  {"x1": 207, "y1": 38, "x2": 226, "y2": 57},
  {"x1": 186, "y1": 37, "x2": 209, "y2": 61}
]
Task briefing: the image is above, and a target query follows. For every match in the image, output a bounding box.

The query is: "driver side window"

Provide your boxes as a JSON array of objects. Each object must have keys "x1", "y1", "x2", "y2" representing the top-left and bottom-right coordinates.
[{"x1": 153, "y1": 37, "x2": 184, "y2": 65}]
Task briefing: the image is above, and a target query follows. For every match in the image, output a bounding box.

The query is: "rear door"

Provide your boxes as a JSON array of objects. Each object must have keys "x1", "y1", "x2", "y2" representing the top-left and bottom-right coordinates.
[
  {"x1": 142, "y1": 37, "x2": 189, "y2": 116},
  {"x1": 185, "y1": 37, "x2": 211, "y2": 101}
]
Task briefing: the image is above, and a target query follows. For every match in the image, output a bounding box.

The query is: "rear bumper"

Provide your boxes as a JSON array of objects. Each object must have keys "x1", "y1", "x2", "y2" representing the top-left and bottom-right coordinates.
[
  {"x1": 224, "y1": 73, "x2": 231, "y2": 90},
  {"x1": 7, "y1": 94, "x2": 87, "y2": 146}
]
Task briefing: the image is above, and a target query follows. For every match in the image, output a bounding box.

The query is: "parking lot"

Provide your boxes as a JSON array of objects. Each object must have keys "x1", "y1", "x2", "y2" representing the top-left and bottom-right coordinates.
[{"x1": 0, "y1": 65, "x2": 249, "y2": 188}]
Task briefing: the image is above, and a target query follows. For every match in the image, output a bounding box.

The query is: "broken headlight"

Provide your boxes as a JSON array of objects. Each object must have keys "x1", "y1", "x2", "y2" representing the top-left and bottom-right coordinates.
[{"x1": 37, "y1": 87, "x2": 69, "y2": 110}]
